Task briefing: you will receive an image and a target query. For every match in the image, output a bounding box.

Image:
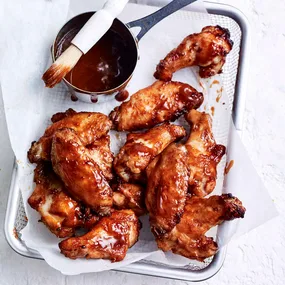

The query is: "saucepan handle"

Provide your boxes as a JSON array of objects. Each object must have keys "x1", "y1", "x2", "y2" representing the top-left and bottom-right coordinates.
[{"x1": 126, "y1": 0, "x2": 198, "y2": 41}]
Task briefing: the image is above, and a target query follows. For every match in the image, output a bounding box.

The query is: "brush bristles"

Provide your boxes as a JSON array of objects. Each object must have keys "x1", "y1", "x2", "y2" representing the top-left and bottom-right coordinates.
[{"x1": 42, "y1": 45, "x2": 83, "y2": 88}]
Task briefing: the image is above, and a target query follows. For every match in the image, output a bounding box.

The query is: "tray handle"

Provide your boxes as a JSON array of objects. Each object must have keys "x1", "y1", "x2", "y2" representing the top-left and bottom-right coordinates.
[{"x1": 127, "y1": 0, "x2": 197, "y2": 41}]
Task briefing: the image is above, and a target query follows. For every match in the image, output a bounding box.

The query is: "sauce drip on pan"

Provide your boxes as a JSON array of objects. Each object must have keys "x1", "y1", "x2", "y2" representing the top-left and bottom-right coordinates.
[
  {"x1": 58, "y1": 29, "x2": 135, "y2": 92},
  {"x1": 115, "y1": 90, "x2": 129, "y2": 102},
  {"x1": 70, "y1": 94, "x2": 78, "y2": 102},
  {"x1": 91, "y1": 95, "x2": 98, "y2": 103}
]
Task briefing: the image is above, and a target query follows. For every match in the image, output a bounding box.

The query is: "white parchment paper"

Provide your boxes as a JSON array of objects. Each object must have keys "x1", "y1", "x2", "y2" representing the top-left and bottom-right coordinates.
[{"x1": 0, "y1": 0, "x2": 278, "y2": 275}]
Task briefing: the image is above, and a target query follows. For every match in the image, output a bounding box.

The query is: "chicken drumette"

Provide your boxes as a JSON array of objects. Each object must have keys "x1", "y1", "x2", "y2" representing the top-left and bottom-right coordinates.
[
  {"x1": 113, "y1": 123, "x2": 186, "y2": 183},
  {"x1": 154, "y1": 26, "x2": 233, "y2": 81},
  {"x1": 59, "y1": 210, "x2": 140, "y2": 262},
  {"x1": 185, "y1": 109, "x2": 226, "y2": 197},
  {"x1": 28, "y1": 109, "x2": 112, "y2": 163},
  {"x1": 28, "y1": 163, "x2": 99, "y2": 238},
  {"x1": 109, "y1": 81, "x2": 203, "y2": 131},
  {"x1": 51, "y1": 128, "x2": 113, "y2": 215},
  {"x1": 157, "y1": 194, "x2": 245, "y2": 261}
]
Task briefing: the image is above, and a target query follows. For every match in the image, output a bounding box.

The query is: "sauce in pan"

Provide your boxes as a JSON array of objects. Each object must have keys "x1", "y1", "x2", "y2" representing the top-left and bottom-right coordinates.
[{"x1": 58, "y1": 29, "x2": 135, "y2": 92}]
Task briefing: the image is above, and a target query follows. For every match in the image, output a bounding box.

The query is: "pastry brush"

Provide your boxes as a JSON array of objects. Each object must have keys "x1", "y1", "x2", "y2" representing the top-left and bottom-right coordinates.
[{"x1": 42, "y1": 0, "x2": 129, "y2": 88}]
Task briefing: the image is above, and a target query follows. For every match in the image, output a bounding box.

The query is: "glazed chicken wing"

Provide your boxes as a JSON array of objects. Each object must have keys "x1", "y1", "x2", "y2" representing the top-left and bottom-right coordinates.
[
  {"x1": 157, "y1": 194, "x2": 245, "y2": 261},
  {"x1": 87, "y1": 136, "x2": 114, "y2": 181},
  {"x1": 185, "y1": 110, "x2": 226, "y2": 197},
  {"x1": 145, "y1": 143, "x2": 189, "y2": 237},
  {"x1": 154, "y1": 26, "x2": 233, "y2": 81},
  {"x1": 113, "y1": 123, "x2": 186, "y2": 183},
  {"x1": 59, "y1": 210, "x2": 140, "y2": 262},
  {"x1": 28, "y1": 163, "x2": 99, "y2": 238},
  {"x1": 113, "y1": 183, "x2": 147, "y2": 216},
  {"x1": 51, "y1": 128, "x2": 113, "y2": 215},
  {"x1": 28, "y1": 109, "x2": 112, "y2": 163},
  {"x1": 109, "y1": 81, "x2": 203, "y2": 131}
]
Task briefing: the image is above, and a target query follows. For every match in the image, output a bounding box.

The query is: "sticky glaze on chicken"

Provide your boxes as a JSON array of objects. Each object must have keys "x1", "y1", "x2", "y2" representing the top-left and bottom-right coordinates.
[
  {"x1": 87, "y1": 135, "x2": 114, "y2": 182},
  {"x1": 145, "y1": 143, "x2": 189, "y2": 237},
  {"x1": 157, "y1": 194, "x2": 245, "y2": 261},
  {"x1": 154, "y1": 26, "x2": 233, "y2": 81},
  {"x1": 59, "y1": 210, "x2": 140, "y2": 262},
  {"x1": 51, "y1": 128, "x2": 113, "y2": 215},
  {"x1": 109, "y1": 81, "x2": 203, "y2": 131},
  {"x1": 113, "y1": 123, "x2": 186, "y2": 183},
  {"x1": 28, "y1": 163, "x2": 99, "y2": 238},
  {"x1": 113, "y1": 183, "x2": 147, "y2": 216},
  {"x1": 185, "y1": 110, "x2": 226, "y2": 197},
  {"x1": 28, "y1": 109, "x2": 112, "y2": 163}
]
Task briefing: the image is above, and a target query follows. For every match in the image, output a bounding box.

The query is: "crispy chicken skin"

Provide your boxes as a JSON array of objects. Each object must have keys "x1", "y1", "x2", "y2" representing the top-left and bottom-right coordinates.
[
  {"x1": 154, "y1": 26, "x2": 233, "y2": 81},
  {"x1": 113, "y1": 183, "x2": 147, "y2": 216},
  {"x1": 59, "y1": 210, "x2": 140, "y2": 262},
  {"x1": 28, "y1": 163, "x2": 99, "y2": 238},
  {"x1": 145, "y1": 143, "x2": 189, "y2": 237},
  {"x1": 50, "y1": 108, "x2": 77, "y2": 123},
  {"x1": 109, "y1": 81, "x2": 203, "y2": 131},
  {"x1": 28, "y1": 109, "x2": 112, "y2": 163},
  {"x1": 113, "y1": 123, "x2": 186, "y2": 183},
  {"x1": 185, "y1": 110, "x2": 226, "y2": 197},
  {"x1": 51, "y1": 128, "x2": 113, "y2": 215},
  {"x1": 87, "y1": 136, "x2": 114, "y2": 182},
  {"x1": 157, "y1": 194, "x2": 245, "y2": 261}
]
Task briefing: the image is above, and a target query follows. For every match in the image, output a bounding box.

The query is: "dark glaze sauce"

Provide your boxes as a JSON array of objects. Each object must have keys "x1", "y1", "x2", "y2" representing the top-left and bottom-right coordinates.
[
  {"x1": 91, "y1": 95, "x2": 98, "y2": 103},
  {"x1": 115, "y1": 89, "x2": 129, "y2": 102},
  {"x1": 58, "y1": 29, "x2": 134, "y2": 92},
  {"x1": 70, "y1": 94, "x2": 78, "y2": 102}
]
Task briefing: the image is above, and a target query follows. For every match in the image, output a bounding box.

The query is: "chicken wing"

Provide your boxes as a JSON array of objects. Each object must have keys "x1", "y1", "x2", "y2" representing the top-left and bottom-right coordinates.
[
  {"x1": 185, "y1": 110, "x2": 226, "y2": 197},
  {"x1": 87, "y1": 136, "x2": 114, "y2": 181},
  {"x1": 157, "y1": 194, "x2": 245, "y2": 261},
  {"x1": 145, "y1": 143, "x2": 189, "y2": 237},
  {"x1": 59, "y1": 210, "x2": 140, "y2": 262},
  {"x1": 51, "y1": 128, "x2": 113, "y2": 215},
  {"x1": 113, "y1": 123, "x2": 186, "y2": 183},
  {"x1": 28, "y1": 109, "x2": 112, "y2": 163},
  {"x1": 154, "y1": 26, "x2": 233, "y2": 81},
  {"x1": 109, "y1": 81, "x2": 203, "y2": 131},
  {"x1": 28, "y1": 163, "x2": 99, "y2": 238},
  {"x1": 113, "y1": 183, "x2": 146, "y2": 216}
]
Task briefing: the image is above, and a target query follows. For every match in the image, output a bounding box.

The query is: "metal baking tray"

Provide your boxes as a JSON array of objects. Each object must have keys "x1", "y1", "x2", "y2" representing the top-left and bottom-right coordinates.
[{"x1": 4, "y1": 1, "x2": 250, "y2": 282}]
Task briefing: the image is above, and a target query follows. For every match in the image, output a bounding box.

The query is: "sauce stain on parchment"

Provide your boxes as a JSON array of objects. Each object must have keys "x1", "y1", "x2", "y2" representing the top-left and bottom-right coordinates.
[
  {"x1": 216, "y1": 86, "x2": 223, "y2": 102},
  {"x1": 210, "y1": 80, "x2": 220, "y2": 88},
  {"x1": 224, "y1": 160, "x2": 234, "y2": 175},
  {"x1": 211, "y1": 106, "x2": 215, "y2": 116},
  {"x1": 199, "y1": 80, "x2": 207, "y2": 94},
  {"x1": 216, "y1": 93, "x2": 222, "y2": 103},
  {"x1": 13, "y1": 228, "x2": 19, "y2": 240}
]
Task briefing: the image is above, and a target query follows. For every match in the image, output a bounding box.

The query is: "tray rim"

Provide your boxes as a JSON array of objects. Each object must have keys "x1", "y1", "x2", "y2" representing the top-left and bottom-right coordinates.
[{"x1": 4, "y1": 1, "x2": 250, "y2": 282}]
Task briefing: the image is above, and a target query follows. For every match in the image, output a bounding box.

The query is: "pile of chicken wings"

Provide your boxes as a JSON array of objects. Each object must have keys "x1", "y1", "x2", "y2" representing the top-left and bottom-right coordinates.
[{"x1": 27, "y1": 26, "x2": 245, "y2": 263}]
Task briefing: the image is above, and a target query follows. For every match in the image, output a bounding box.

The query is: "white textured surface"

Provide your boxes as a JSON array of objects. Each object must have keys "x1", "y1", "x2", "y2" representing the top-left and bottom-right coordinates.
[{"x1": 0, "y1": 0, "x2": 284, "y2": 284}]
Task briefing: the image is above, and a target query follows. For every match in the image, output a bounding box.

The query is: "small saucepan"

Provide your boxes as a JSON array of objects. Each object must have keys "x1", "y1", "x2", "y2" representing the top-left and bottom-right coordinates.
[{"x1": 52, "y1": 0, "x2": 197, "y2": 103}]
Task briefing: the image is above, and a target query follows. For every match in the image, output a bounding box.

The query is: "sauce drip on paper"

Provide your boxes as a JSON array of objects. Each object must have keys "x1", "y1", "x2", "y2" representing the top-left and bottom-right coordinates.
[{"x1": 224, "y1": 160, "x2": 234, "y2": 175}]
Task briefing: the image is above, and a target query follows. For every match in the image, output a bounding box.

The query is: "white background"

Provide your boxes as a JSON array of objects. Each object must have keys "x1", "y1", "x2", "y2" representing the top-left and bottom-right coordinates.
[{"x1": 0, "y1": 0, "x2": 285, "y2": 284}]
